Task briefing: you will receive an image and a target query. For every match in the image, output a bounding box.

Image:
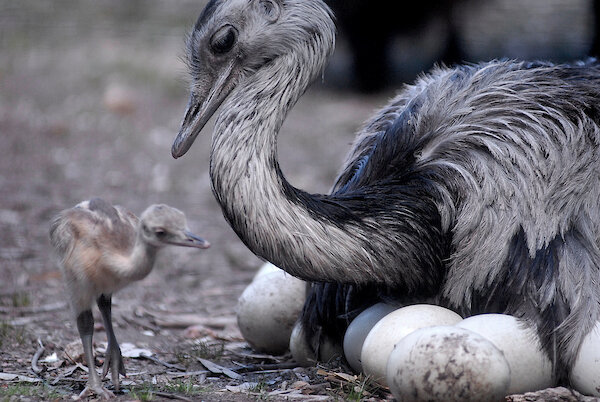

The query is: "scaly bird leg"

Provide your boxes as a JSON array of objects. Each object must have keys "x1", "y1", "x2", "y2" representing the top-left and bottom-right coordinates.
[
  {"x1": 75, "y1": 310, "x2": 114, "y2": 400},
  {"x1": 97, "y1": 294, "x2": 125, "y2": 392}
]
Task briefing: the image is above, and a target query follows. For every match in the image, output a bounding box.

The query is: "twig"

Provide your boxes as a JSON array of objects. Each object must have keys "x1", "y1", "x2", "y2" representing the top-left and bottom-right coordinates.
[
  {"x1": 143, "y1": 310, "x2": 236, "y2": 329},
  {"x1": 153, "y1": 391, "x2": 193, "y2": 401},
  {"x1": 51, "y1": 365, "x2": 79, "y2": 385},
  {"x1": 140, "y1": 353, "x2": 186, "y2": 371},
  {"x1": 227, "y1": 349, "x2": 282, "y2": 362},
  {"x1": 233, "y1": 361, "x2": 300, "y2": 373},
  {"x1": 75, "y1": 362, "x2": 89, "y2": 373},
  {"x1": 167, "y1": 370, "x2": 209, "y2": 378},
  {"x1": 269, "y1": 393, "x2": 331, "y2": 401},
  {"x1": 31, "y1": 338, "x2": 45, "y2": 374}
]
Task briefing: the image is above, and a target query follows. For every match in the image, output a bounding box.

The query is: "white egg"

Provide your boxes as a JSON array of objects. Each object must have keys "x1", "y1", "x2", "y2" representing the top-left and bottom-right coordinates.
[
  {"x1": 289, "y1": 320, "x2": 342, "y2": 366},
  {"x1": 236, "y1": 270, "x2": 306, "y2": 354},
  {"x1": 343, "y1": 303, "x2": 397, "y2": 372},
  {"x1": 361, "y1": 304, "x2": 462, "y2": 384},
  {"x1": 386, "y1": 326, "x2": 511, "y2": 402},
  {"x1": 570, "y1": 321, "x2": 600, "y2": 396},
  {"x1": 252, "y1": 262, "x2": 282, "y2": 281},
  {"x1": 456, "y1": 314, "x2": 553, "y2": 394}
]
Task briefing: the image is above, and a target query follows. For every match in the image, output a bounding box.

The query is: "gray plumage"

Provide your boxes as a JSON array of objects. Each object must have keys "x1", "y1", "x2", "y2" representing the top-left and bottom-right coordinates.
[
  {"x1": 49, "y1": 198, "x2": 209, "y2": 398},
  {"x1": 173, "y1": 0, "x2": 600, "y2": 383}
]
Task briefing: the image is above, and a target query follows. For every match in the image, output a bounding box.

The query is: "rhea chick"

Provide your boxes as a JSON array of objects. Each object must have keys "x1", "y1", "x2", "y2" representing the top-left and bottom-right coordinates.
[{"x1": 49, "y1": 198, "x2": 209, "y2": 399}]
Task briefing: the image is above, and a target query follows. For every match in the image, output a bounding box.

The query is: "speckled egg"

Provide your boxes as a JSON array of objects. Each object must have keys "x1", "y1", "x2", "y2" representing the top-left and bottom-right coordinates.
[
  {"x1": 386, "y1": 326, "x2": 511, "y2": 402},
  {"x1": 361, "y1": 304, "x2": 462, "y2": 384}
]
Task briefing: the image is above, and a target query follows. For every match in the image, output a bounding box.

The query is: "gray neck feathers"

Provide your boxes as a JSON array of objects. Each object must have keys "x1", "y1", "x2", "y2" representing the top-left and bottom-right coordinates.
[{"x1": 209, "y1": 39, "x2": 389, "y2": 284}]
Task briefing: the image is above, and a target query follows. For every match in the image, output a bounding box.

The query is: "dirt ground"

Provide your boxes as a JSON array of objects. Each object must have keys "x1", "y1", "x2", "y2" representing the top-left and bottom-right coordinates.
[{"x1": 1, "y1": 1, "x2": 599, "y2": 401}]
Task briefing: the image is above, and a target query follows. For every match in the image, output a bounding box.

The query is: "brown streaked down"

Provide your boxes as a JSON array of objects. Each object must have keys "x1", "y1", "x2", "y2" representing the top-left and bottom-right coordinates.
[{"x1": 49, "y1": 198, "x2": 209, "y2": 399}]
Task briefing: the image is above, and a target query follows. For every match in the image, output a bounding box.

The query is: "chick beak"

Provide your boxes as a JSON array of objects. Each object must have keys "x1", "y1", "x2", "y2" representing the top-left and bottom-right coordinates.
[{"x1": 171, "y1": 230, "x2": 210, "y2": 249}]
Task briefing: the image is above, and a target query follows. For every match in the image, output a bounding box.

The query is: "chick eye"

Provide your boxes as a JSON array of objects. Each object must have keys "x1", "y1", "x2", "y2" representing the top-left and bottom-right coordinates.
[
  {"x1": 210, "y1": 25, "x2": 237, "y2": 54},
  {"x1": 155, "y1": 229, "x2": 167, "y2": 238}
]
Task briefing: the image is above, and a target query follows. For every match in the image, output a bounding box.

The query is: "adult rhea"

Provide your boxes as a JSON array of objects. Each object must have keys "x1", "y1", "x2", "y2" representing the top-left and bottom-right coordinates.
[{"x1": 173, "y1": 0, "x2": 600, "y2": 383}]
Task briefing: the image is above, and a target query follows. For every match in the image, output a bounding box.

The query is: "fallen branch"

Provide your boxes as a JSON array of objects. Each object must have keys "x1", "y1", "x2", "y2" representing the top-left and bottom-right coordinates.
[
  {"x1": 153, "y1": 391, "x2": 193, "y2": 401},
  {"x1": 269, "y1": 392, "x2": 331, "y2": 400},
  {"x1": 227, "y1": 349, "x2": 282, "y2": 362},
  {"x1": 31, "y1": 338, "x2": 45, "y2": 374},
  {"x1": 233, "y1": 361, "x2": 300, "y2": 373},
  {"x1": 144, "y1": 310, "x2": 236, "y2": 329},
  {"x1": 167, "y1": 370, "x2": 209, "y2": 378}
]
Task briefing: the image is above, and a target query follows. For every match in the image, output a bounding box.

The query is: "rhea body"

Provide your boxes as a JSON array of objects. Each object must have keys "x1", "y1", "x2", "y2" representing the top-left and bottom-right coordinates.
[
  {"x1": 173, "y1": 0, "x2": 600, "y2": 382},
  {"x1": 49, "y1": 198, "x2": 209, "y2": 398}
]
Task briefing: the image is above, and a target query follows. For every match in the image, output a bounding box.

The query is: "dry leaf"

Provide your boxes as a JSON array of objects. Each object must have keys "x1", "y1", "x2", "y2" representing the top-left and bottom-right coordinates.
[
  {"x1": 0, "y1": 373, "x2": 42, "y2": 382},
  {"x1": 198, "y1": 358, "x2": 242, "y2": 380}
]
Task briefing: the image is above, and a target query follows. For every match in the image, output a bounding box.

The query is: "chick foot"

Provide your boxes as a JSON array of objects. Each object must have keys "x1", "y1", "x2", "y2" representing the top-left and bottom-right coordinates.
[{"x1": 101, "y1": 342, "x2": 126, "y2": 392}]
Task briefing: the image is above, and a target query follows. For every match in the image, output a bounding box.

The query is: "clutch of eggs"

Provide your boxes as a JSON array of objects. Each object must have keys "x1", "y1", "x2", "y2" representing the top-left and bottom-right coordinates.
[
  {"x1": 238, "y1": 264, "x2": 600, "y2": 399},
  {"x1": 341, "y1": 303, "x2": 600, "y2": 400}
]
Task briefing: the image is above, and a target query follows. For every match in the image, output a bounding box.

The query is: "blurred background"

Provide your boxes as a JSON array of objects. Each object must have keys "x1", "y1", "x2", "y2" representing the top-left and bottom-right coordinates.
[
  {"x1": 0, "y1": 0, "x2": 598, "y2": 391},
  {"x1": 327, "y1": 0, "x2": 597, "y2": 91}
]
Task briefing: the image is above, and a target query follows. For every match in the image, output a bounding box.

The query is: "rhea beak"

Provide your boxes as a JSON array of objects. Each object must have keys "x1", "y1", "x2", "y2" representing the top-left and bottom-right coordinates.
[
  {"x1": 172, "y1": 61, "x2": 238, "y2": 159},
  {"x1": 170, "y1": 230, "x2": 211, "y2": 249}
]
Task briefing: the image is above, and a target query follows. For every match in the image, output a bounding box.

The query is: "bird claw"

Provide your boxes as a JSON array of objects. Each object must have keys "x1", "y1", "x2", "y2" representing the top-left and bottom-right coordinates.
[
  {"x1": 75, "y1": 384, "x2": 115, "y2": 400},
  {"x1": 101, "y1": 344, "x2": 126, "y2": 391}
]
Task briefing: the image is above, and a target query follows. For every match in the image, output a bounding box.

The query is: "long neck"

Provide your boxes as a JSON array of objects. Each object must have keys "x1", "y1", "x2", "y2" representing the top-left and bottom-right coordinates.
[
  {"x1": 116, "y1": 231, "x2": 159, "y2": 282},
  {"x1": 210, "y1": 47, "x2": 443, "y2": 289}
]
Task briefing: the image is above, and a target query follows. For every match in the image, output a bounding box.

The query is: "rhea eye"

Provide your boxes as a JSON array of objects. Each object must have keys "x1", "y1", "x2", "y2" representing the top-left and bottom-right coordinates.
[
  {"x1": 210, "y1": 25, "x2": 237, "y2": 54},
  {"x1": 155, "y1": 229, "x2": 167, "y2": 238}
]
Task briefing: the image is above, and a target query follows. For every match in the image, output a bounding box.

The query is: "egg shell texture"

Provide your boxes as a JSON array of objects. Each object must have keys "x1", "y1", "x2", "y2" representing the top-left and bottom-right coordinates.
[
  {"x1": 570, "y1": 321, "x2": 600, "y2": 397},
  {"x1": 343, "y1": 303, "x2": 397, "y2": 372},
  {"x1": 457, "y1": 313, "x2": 554, "y2": 394},
  {"x1": 237, "y1": 270, "x2": 306, "y2": 354},
  {"x1": 361, "y1": 304, "x2": 462, "y2": 384},
  {"x1": 252, "y1": 262, "x2": 282, "y2": 281},
  {"x1": 386, "y1": 326, "x2": 511, "y2": 402}
]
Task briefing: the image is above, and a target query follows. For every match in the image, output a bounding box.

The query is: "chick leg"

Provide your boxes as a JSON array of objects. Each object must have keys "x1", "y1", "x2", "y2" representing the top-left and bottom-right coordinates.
[
  {"x1": 97, "y1": 294, "x2": 125, "y2": 392},
  {"x1": 76, "y1": 310, "x2": 114, "y2": 400}
]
